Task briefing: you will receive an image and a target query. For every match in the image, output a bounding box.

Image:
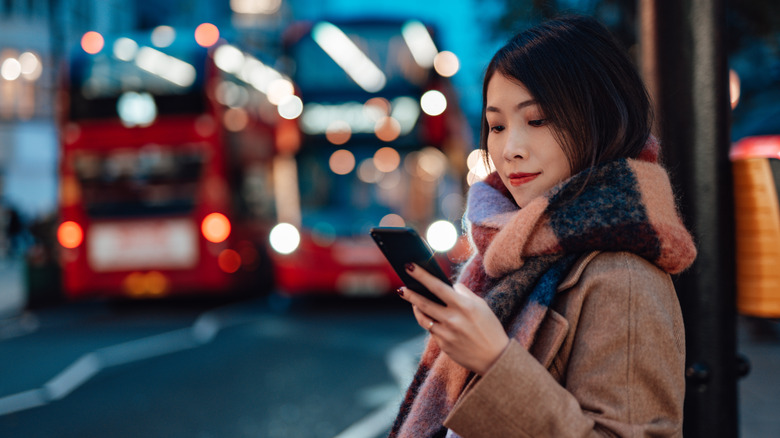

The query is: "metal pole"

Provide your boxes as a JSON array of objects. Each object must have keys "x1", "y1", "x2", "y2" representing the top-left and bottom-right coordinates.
[{"x1": 639, "y1": 0, "x2": 738, "y2": 436}]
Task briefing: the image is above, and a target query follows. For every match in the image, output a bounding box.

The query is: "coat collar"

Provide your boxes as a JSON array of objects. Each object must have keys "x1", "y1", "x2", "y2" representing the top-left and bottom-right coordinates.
[{"x1": 557, "y1": 251, "x2": 601, "y2": 291}]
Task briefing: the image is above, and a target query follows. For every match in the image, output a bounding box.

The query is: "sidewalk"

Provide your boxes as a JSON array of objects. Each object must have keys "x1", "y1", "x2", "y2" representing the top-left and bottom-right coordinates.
[{"x1": 738, "y1": 316, "x2": 780, "y2": 437}]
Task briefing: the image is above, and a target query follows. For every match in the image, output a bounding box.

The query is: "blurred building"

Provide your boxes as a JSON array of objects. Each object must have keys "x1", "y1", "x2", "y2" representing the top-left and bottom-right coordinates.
[{"x1": 0, "y1": 0, "x2": 52, "y2": 120}]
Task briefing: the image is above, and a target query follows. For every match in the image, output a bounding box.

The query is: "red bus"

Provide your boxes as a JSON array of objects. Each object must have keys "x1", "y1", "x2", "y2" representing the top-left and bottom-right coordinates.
[
  {"x1": 56, "y1": 27, "x2": 280, "y2": 299},
  {"x1": 268, "y1": 18, "x2": 471, "y2": 296}
]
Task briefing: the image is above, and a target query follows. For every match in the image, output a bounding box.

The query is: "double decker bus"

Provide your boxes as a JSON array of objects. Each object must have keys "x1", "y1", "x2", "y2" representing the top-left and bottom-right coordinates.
[
  {"x1": 269, "y1": 18, "x2": 471, "y2": 296},
  {"x1": 56, "y1": 26, "x2": 282, "y2": 299}
]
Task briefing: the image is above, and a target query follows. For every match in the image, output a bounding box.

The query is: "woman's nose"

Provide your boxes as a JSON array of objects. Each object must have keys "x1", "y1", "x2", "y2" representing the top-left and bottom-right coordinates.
[{"x1": 503, "y1": 132, "x2": 527, "y2": 160}]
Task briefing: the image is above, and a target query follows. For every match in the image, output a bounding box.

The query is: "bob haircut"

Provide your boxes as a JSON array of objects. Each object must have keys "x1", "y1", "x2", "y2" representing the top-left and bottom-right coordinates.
[{"x1": 480, "y1": 15, "x2": 653, "y2": 175}]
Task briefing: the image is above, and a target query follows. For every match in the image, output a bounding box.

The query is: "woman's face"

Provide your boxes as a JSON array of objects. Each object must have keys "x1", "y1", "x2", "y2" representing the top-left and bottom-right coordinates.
[{"x1": 485, "y1": 74, "x2": 571, "y2": 208}]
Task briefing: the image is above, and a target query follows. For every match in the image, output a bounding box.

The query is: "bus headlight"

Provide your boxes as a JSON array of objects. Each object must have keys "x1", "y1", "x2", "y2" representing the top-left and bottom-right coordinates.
[
  {"x1": 270, "y1": 223, "x2": 301, "y2": 255},
  {"x1": 426, "y1": 220, "x2": 457, "y2": 252}
]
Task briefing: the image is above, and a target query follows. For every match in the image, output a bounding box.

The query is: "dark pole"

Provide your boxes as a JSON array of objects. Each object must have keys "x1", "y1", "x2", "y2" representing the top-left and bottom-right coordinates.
[{"x1": 640, "y1": 0, "x2": 738, "y2": 436}]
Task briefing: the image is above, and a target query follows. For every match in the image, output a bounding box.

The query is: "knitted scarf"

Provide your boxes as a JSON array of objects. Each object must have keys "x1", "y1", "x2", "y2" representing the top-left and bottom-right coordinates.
[{"x1": 389, "y1": 140, "x2": 697, "y2": 438}]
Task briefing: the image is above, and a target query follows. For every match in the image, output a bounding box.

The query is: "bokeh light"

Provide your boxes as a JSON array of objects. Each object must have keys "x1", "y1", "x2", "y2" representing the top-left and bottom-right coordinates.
[
  {"x1": 151, "y1": 26, "x2": 176, "y2": 48},
  {"x1": 81, "y1": 31, "x2": 105, "y2": 54},
  {"x1": 113, "y1": 38, "x2": 139, "y2": 61},
  {"x1": 426, "y1": 220, "x2": 458, "y2": 252},
  {"x1": 374, "y1": 116, "x2": 401, "y2": 142},
  {"x1": 329, "y1": 149, "x2": 356, "y2": 175},
  {"x1": 417, "y1": 147, "x2": 447, "y2": 180},
  {"x1": 195, "y1": 23, "x2": 220, "y2": 48},
  {"x1": 729, "y1": 69, "x2": 741, "y2": 110},
  {"x1": 467, "y1": 149, "x2": 493, "y2": 185},
  {"x1": 373, "y1": 147, "x2": 401, "y2": 173},
  {"x1": 357, "y1": 158, "x2": 381, "y2": 183},
  {"x1": 269, "y1": 223, "x2": 301, "y2": 255},
  {"x1": 218, "y1": 249, "x2": 242, "y2": 273},
  {"x1": 231, "y1": 0, "x2": 282, "y2": 14},
  {"x1": 433, "y1": 51, "x2": 460, "y2": 77},
  {"x1": 201, "y1": 213, "x2": 231, "y2": 243},
  {"x1": 379, "y1": 214, "x2": 405, "y2": 227},
  {"x1": 267, "y1": 79, "x2": 295, "y2": 105},
  {"x1": 57, "y1": 221, "x2": 84, "y2": 249},
  {"x1": 224, "y1": 107, "x2": 249, "y2": 132},
  {"x1": 363, "y1": 97, "x2": 391, "y2": 121},
  {"x1": 19, "y1": 52, "x2": 42, "y2": 80},
  {"x1": 325, "y1": 121, "x2": 352, "y2": 145},
  {"x1": 420, "y1": 90, "x2": 447, "y2": 116},
  {"x1": 0, "y1": 58, "x2": 21, "y2": 81},
  {"x1": 278, "y1": 95, "x2": 303, "y2": 119}
]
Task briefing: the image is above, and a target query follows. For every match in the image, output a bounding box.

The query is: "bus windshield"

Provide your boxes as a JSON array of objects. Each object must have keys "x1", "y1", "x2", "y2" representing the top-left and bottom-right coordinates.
[
  {"x1": 290, "y1": 20, "x2": 429, "y2": 97},
  {"x1": 68, "y1": 35, "x2": 207, "y2": 120},
  {"x1": 72, "y1": 144, "x2": 205, "y2": 218},
  {"x1": 296, "y1": 142, "x2": 455, "y2": 236}
]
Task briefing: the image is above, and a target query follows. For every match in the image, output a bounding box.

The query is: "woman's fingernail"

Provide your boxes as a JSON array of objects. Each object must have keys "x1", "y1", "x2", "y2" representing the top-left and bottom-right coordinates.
[
  {"x1": 405, "y1": 263, "x2": 415, "y2": 272},
  {"x1": 396, "y1": 287, "x2": 404, "y2": 297}
]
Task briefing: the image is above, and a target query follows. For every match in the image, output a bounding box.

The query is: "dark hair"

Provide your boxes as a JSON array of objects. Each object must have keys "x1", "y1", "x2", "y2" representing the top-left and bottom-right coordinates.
[{"x1": 480, "y1": 15, "x2": 653, "y2": 175}]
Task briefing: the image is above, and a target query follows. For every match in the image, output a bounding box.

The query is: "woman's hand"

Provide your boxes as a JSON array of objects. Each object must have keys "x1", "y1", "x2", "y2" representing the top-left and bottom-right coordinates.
[{"x1": 398, "y1": 263, "x2": 510, "y2": 375}]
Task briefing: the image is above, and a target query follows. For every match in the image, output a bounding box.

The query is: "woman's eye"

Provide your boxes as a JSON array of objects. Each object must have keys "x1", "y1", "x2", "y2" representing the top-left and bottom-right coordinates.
[
  {"x1": 489, "y1": 125, "x2": 505, "y2": 133},
  {"x1": 528, "y1": 119, "x2": 548, "y2": 127}
]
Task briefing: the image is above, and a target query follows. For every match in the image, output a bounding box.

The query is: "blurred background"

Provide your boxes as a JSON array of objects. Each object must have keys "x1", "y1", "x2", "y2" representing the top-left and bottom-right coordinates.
[{"x1": 0, "y1": 0, "x2": 778, "y2": 437}]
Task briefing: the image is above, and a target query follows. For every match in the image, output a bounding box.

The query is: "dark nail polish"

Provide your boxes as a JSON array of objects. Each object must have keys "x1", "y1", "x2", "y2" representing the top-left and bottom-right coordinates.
[
  {"x1": 396, "y1": 287, "x2": 404, "y2": 297},
  {"x1": 405, "y1": 263, "x2": 415, "y2": 272}
]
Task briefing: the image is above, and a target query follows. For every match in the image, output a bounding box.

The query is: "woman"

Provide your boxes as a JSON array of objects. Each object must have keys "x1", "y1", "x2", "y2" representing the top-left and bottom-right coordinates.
[{"x1": 390, "y1": 15, "x2": 696, "y2": 438}]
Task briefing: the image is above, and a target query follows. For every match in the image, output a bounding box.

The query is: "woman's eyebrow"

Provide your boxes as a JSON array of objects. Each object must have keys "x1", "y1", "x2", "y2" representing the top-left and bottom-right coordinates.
[{"x1": 486, "y1": 99, "x2": 537, "y2": 113}]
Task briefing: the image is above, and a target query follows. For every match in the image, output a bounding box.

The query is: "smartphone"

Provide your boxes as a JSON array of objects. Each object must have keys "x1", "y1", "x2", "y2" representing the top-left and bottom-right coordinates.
[{"x1": 370, "y1": 227, "x2": 450, "y2": 305}]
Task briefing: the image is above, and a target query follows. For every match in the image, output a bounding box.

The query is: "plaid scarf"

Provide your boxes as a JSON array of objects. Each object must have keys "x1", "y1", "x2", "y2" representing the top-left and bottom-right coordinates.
[{"x1": 389, "y1": 143, "x2": 697, "y2": 438}]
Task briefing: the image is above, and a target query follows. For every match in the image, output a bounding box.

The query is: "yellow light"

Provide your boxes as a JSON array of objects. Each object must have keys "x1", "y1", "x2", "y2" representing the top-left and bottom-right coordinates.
[
  {"x1": 81, "y1": 31, "x2": 104, "y2": 55},
  {"x1": 329, "y1": 149, "x2": 356, "y2": 175},
  {"x1": 195, "y1": 23, "x2": 220, "y2": 48},
  {"x1": 373, "y1": 147, "x2": 401, "y2": 173},
  {"x1": 145, "y1": 271, "x2": 168, "y2": 296},
  {"x1": 729, "y1": 69, "x2": 741, "y2": 110},
  {"x1": 201, "y1": 213, "x2": 231, "y2": 243},
  {"x1": 124, "y1": 272, "x2": 146, "y2": 296},
  {"x1": 60, "y1": 176, "x2": 82, "y2": 207}
]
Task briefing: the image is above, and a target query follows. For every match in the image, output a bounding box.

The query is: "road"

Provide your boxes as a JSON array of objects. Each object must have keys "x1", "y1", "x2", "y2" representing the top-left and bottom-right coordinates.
[{"x1": 0, "y1": 294, "x2": 426, "y2": 438}]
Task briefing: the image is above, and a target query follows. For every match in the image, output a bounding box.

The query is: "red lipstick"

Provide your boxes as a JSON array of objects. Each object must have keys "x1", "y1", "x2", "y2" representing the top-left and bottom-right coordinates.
[{"x1": 508, "y1": 172, "x2": 540, "y2": 186}]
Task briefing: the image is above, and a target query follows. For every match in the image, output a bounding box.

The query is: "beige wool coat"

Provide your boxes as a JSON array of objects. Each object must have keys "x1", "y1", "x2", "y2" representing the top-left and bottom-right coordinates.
[{"x1": 443, "y1": 251, "x2": 686, "y2": 437}]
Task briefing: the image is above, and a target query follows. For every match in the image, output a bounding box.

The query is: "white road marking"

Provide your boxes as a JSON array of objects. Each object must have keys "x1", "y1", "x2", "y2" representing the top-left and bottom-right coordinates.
[
  {"x1": 0, "y1": 300, "x2": 253, "y2": 416},
  {"x1": 332, "y1": 334, "x2": 427, "y2": 438}
]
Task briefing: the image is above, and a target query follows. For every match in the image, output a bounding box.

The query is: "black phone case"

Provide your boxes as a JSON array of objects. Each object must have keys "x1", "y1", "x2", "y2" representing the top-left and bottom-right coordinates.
[{"x1": 370, "y1": 227, "x2": 450, "y2": 305}]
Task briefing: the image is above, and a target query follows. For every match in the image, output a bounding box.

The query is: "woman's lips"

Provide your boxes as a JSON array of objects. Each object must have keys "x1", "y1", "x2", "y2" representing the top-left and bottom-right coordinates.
[{"x1": 508, "y1": 172, "x2": 540, "y2": 186}]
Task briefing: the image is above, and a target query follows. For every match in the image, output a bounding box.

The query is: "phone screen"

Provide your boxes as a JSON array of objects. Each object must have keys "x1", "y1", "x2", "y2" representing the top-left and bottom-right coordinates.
[{"x1": 370, "y1": 227, "x2": 450, "y2": 305}]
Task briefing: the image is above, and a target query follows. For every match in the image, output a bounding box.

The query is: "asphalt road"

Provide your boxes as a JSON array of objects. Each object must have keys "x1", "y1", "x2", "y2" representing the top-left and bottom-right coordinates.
[{"x1": 0, "y1": 294, "x2": 426, "y2": 438}]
